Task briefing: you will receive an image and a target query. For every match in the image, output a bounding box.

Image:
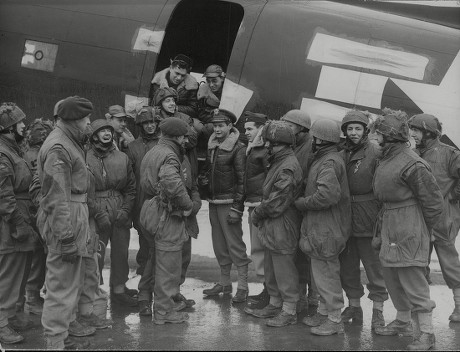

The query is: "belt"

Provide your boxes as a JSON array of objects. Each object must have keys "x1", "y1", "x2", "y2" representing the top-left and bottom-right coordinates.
[
  {"x1": 15, "y1": 192, "x2": 31, "y2": 200},
  {"x1": 95, "y1": 189, "x2": 122, "y2": 198},
  {"x1": 384, "y1": 198, "x2": 417, "y2": 210},
  {"x1": 350, "y1": 193, "x2": 376, "y2": 203},
  {"x1": 70, "y1": 193, "x2": 87, "y2": 203}
]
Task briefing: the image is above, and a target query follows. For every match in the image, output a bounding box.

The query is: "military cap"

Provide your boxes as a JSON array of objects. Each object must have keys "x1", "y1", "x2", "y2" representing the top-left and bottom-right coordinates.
[
  {"x1": 57, "y1": 96, "x2": 93, "y2": 121},
  {"x1": 203, "y1": 64, "x2": 224, "y2": 78},
  {"x1": 211, "y1": 109, "x2": 237, "y2": 124}
]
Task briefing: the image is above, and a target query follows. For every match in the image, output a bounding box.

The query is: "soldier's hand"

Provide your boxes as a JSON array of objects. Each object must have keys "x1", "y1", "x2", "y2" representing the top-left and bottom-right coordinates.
[
  {"x1": 95, "y1": 213, "x2": 112, "y2": 236},
  {"x1": 227, "y1": 208, "x2": 242, "y2": 224},
  {"x1": 60, "y1": 237, "x2": 78, "y2": 264},
  {"x1": 294, "y1": 197, "x2": 308, "y2": 212},
  {"x1": 251, "y1": 210, "x2": 261, "y2": 227},
  {"x1": 12, "y1": 224, "x2": 36, "y2": 242},
  {"x1": 115, "y1": 210, "x2": 130, "y2": 228}
]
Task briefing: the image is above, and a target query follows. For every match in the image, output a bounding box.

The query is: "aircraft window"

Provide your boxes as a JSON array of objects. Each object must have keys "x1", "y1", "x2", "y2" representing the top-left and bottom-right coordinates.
[
  {"x1": 153, "y1": 0, "x2": 244, "y2": 78},
  {"x1": 21, "y1": 40, "x2": 58, "y2": 72}
]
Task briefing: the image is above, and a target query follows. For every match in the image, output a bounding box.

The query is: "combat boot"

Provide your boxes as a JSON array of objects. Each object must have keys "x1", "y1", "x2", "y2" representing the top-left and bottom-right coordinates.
[
  {"x1": 374, "y1": 319, "x2": 413, "y2": 336},
  {"x1": 244, "y1": 304, "x2": 282, "y2": 318},
  {"x1": 172, "y1": 301, "x2": 187, "y2": 312},
  {"x1": 311, "y1": 318, "x2": 344, "y2": 336},
  {"x1": 64, "y1": 336, "x2": 90, "y2": 350},
  {"x1": 266, "y1": 311, "x2": 297, "y2": 327},
  {"x1": 407, "y1": 333, "x2": 435, "y2": 350},
  {"x1": 302, "y1": 313, "x2": 327, "y2": 327},
  {"x1": 8, "y1": 316, "x2": 35, "y2": 331},
  {"x1": 341, "y1": 306, "x2": 363, "y2": 325},
  {"x1": 449, "y1": 288, "x2": 460, "y2": 322},
  {"x1": 24, "y1": 290, "x2": 43, "y2": 315},
  {"x1": 153, "y1": 311, "x2": 189, "y2": 325},
  {"x1": 247, "y1": 284, "x2": 269, "y2": 310},
  {"x1": 0, "y1": 325, "x2": 24, "y2": 344},
  {"x1": 172, "y1": 292, "x2": 196, "y2": 308},
  {"x1": 111, "y1": 292, "x2": 138, "y2": 307},
  {"x1": 78, "y1": 312, "x2": 110, "y2": 329},
  {"x1": 68, "y1": 320, "x2": 96, "y2": 337},
  {"x1": 371, "y1": 309, "x2": 385, "y2": 330},
  {"x1": 232, "y1": 289, "x2": 248, "y2": 303},
  {"x1": 138, "y1": 300, "x2": 153, "y2": 316},
  {"x1": 203, "y1": 283, "x2": 232, "y2": 296}
]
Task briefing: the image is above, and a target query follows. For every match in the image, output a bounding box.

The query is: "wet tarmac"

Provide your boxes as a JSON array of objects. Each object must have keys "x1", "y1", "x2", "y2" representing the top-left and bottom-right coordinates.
[{"x1": 6, "y1": 273, "x2": 460, "y2": 351}]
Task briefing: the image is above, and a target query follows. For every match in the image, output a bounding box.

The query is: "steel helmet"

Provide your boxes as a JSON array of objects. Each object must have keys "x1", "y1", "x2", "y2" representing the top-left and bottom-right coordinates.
[
  {"x1": 310, "y1": 119, "x2": 341, "y2": 143},
  {"x1": 263, "y1": 120, "x2": 295, "y2": 146},
  {"x1": 373, "y1": 112, "x2": 409, "y2": 142},
  {"x1": 281, "y1": 109, "x2": 311, "y2": 130},
  {"x1": 409, "y1": 113, "x2": 442, "y2": 136},
  {"x1": 0, "y1": 103, "x2": 26, "y2": 131},
  {"x1": 154, "y1": 87, "x2": 178, "y2": 106},
  {"x1": 90, "y1": 119, "x2": 114, "y2": 136},
  {"x1": 27, "y1": 118, "x2": 53, "y2": 146},
  {"x1": 341, "y1": 110, "x2": 369, "y2": 133},
  {"x1": 136, "y1": 106, "x2": 160, "y2": 125}
]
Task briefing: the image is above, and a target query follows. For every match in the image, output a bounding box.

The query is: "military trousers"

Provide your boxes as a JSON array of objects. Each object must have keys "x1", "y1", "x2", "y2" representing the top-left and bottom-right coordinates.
[
  {"x1": 135, "y1": 227, "x2": 150, "y2": 275},
  {"x1": 138, "y1": 238, "x2": 192, "y2": 302},
  {"x1": 78, "y1": 254, "x2": 99, "y2": 315},
  {"x1": 264, "y1": 249, "x2": 299, "y2": 304},
  {"x1": 311, "y1": 257, "x2": 344, "y2": 313},
  {"x1": 339, "y1": 236, "x2": 388, "y2": 302},
  {"x1": 42, "y1": 252, "x2": 84, "y2": 343},
  {"x1": 209, "y1": 203, "x2": 250, "y2": 268},
  {"x1": 25, "y1": 247, "x2": 46, "y2": 294},
  {"x1": 0, "y1": 251, "x2": 29, "y2": 327},
  {"x1": 101, "y1": 224, "x2": 130, "y2": 290},
  {"x1": 248, "y1": 207, "x2": 264, "y2": 282},
  {"x1": 429, "y1": 237, "x2": 460, "y2": 289},
  {"x1": 382, "y1": 266, "x2": 435, "y2": 313},
  {"x1": 154, "y1": 248, "x2": 182, "y2": 312}
]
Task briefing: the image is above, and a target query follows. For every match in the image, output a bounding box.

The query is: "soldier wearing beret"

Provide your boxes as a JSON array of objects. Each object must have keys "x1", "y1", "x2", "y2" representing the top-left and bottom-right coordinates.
[
  {"x1": 138, "y1": 117, "x2": 194, "y2": 324},
  {"x1": 199, "y1": 109, "x2": 251, "y2": 303},
  {"x1": 37, "y1": 96, "x2": 95, "y2": 349}
]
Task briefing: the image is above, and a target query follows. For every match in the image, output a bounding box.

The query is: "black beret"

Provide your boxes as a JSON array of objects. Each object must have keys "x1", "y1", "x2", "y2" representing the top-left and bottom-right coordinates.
[
  {"x1": 58, "y1": 96, "x2": 93, "y2": 121},
  {"x1": 159, "y1": 117, "x2": 188, "y2": 136}
]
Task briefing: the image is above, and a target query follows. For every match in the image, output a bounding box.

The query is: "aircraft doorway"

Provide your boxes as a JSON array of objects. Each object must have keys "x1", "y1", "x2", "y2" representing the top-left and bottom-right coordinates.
[{"x1": 154, "y1": 0, "x2": 244, "y2": 76}]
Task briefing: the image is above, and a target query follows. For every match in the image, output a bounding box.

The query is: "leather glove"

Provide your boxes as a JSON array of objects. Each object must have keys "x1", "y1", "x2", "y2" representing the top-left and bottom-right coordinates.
[
  {"x1": 115, "y1": 210, "x2": 130, "y2": 228},
  {"x1": 294, "y1": 197, "x2": 308, "y2": 212},
  {"x1": 61, "y1": 237, "x2": 78, "y2": 264},
  {"x1": 95, "y1": 213, "x2": 112, "y2": 236},
  {"x1": 12, "y1": 224, "x2": 35, "y2": 242},
  {"x1": 227, "y1": 208, "x2": 242, "y2": 224},
  {"x1": 197, "y1": 174, "x2": 209, "y2": 187},
  {"x1": 371, "y1": 233, "x2": 382, "y2": 251}
]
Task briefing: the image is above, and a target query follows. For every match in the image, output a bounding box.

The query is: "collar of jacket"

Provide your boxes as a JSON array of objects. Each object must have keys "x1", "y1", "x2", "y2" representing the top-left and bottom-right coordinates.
[
  {"x1": 416, "y1": 138, "x2": 439, "y2": 156},
  {"x1": 313, "y1": 143, "x2": 339, "y2": 160},
  {"x1": 0, "y1": 134, "x2": 22, "y2": 157},
  {"x1": 381, "y1": 142, "x2": 408, "y2": 159},
  {"x1": 246, "y1": 127, "x2": 265, "y2": 155},
  {"x1": 268, "y1": 146, "x2": 294, "y2": 166},
  {"x1": 151, "y1": 67, "x2": 199, "y2": 91},
  {"x1": 140, "y1": 128, "x2": 160, "y2": 142},
  {"x1": 158, "y1": 136, "x2": 184, "y2": 162},
  {"x1": 208, "y1": 127, "x2": 240, "y2": 152},
  {"x1": 342, "y1": 136, "x2": 369, "y2": 162},
  {"x1": 56, "y1": 121, "x2": 86, "y2": 150},
  {"x1": 90, "y1": 139, "x2": 115, "y2": 159}
]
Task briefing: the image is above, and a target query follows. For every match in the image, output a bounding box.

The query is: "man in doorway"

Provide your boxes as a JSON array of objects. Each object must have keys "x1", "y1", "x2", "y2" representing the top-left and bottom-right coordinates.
[{"x1": 151, "y1": 54, "x2": 198, "y2": 119}]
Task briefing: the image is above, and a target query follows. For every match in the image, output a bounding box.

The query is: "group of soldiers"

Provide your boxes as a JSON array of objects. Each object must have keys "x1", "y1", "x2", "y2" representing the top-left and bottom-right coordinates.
[{"x1": 0, "y1": 53, "x2": 459, "y2": 351}]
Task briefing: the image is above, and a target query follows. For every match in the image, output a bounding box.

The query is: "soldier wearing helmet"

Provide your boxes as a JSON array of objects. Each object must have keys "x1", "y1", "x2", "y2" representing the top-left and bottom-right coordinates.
[
  {"x1": 200, "y1": 109, "x2": 251, "y2": 303},
  {"x1": 295, "y1": 119, "x2": 351, "y2": 336},
  {"x1": 245, "y1": 120, "x2": 303, "y2": 328},
  {"x1": 151, "y1": 54, "x2": 198, "y2": 119},
  {"x1": 409, "y1": 113, "x2": 460, "y2": 324},
  {"x1": 0, "y1": 103, "x2": 38, "y2": 345},
  {"x1": 281, "y1": 109, "x2": 318, "y2": 312},
  {"x1": 126, "y1": 106, "x2": 161, "y2": 284},
  {"x1": 86, "y1": 119, "x2": 137, "y2": 308},
  {"x1": 371, "y1": 108, "x2": 444, "y2": 350},
  {"x1": 338, "y1": 110, "x2": 388, "y2": 329}
]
